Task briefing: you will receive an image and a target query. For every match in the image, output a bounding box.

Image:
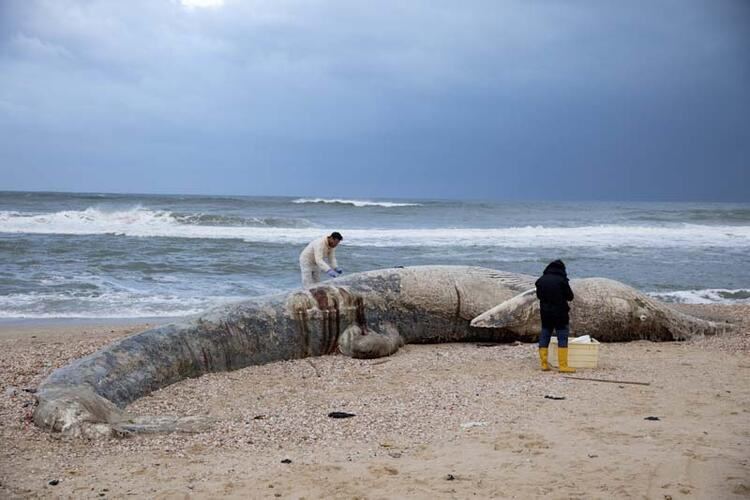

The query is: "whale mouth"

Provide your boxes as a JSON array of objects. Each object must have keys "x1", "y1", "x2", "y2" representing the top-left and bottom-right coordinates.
[{"x1": 113, "y1": 415, "x2": 216, "y2": 435}]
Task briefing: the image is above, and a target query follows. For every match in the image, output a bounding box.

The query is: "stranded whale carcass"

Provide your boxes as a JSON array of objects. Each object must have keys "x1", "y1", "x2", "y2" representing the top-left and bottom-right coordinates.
[{"x1": 33, "y1": 266, "x2": 726, "y2": 437}]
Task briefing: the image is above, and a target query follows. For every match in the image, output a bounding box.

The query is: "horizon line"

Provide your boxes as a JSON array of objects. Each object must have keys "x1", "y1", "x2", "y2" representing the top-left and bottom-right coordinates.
[{"x1": 1, "y1": 189, "x2": 748, "y2": 205}]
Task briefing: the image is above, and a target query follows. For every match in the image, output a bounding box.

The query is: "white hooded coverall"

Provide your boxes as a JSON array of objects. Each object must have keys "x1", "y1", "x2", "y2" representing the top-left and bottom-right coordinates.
[{"x1": 299, "y1": 236, "x2": 338, "y2": 287}]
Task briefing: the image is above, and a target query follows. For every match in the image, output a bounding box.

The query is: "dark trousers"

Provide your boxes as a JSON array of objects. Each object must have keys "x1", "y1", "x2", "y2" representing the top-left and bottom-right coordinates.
[{"x1": 539, "y1": 325, "x2": 569, "y2": 348}]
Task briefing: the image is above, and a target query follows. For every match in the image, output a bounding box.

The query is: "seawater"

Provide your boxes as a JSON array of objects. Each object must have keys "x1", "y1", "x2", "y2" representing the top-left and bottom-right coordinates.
[{"x1": 1, "y1": 191, "x2": 749, "y2": 319}]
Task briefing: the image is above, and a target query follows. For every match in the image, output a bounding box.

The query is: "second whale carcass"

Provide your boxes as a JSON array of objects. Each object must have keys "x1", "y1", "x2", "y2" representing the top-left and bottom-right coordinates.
[{"x1": 32, "y1": 266, "x2": 724, "y2": 437}]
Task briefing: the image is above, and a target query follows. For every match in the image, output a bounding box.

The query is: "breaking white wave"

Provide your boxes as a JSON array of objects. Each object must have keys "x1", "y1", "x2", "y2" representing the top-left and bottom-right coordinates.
[
  {"x1": 0, "y1": 207, "x2": 175, "y2": 234},
  {"x1": 649, "y1": 289, "x2": 750, "y2": 304},
  {"x1": 292, "y1": 198, "x2": 421, "y2": 208},
  {"x1": 2, "y1": 208, "x2": 750, "y2": 248},
  {"x1": 0, "y1": 207, "x2": 314, "y2": 235},
  {"x1": 0, "y1": 290, "x2": 244, "y2": 319},
  {"x1": 173, "y1": 213, "x2": 313, "y2": 228}
]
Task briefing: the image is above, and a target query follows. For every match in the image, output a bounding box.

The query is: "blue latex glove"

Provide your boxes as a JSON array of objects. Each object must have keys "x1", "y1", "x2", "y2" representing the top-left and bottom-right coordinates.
[
  {"x1": 326, "y1": 269, "x2": 338, "y2": 278},
  {"x1": 334, "y1": 268, "x2": 343, "y2": 274}
]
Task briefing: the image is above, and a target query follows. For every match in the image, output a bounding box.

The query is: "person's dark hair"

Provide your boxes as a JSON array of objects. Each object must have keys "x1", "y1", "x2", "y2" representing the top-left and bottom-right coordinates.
[
  {"x1": 545, "y1": 259, "x2": 566, "y2": 272},
  {"x1": 330, "y1": 232, "x2": 343, "y2": 241}
]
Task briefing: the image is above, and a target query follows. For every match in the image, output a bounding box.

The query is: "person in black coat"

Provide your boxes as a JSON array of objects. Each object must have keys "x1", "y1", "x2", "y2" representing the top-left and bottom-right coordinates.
[{"x1": 535, "y1": 259, "x2": 576, "y2": 373}]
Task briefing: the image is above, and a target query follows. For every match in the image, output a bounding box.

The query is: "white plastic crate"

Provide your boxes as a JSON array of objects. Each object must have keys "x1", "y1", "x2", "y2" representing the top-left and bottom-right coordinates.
[{"x1": 549, "y1": 337, "x2": 600, "y2": 369}]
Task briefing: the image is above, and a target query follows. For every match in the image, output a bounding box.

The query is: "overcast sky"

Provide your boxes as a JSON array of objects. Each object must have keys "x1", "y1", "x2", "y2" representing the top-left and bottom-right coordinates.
[{"x1": 1, "y1": 0, "x2": 748, "y2": 201}]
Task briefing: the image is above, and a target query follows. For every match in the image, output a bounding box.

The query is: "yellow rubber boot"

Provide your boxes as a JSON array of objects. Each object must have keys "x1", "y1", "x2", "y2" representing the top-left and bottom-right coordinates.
[
  {"x1": 558, "y1": 347, "x2": 576, "y2": 373},
  {"x1": 539, "y1": 347, "x2": 550, "y2": 371}
]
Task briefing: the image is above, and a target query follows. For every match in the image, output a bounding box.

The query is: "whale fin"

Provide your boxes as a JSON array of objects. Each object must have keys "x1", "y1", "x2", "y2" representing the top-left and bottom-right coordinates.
[
  {"x1": 470, "y1": 288, "x2": 539, "y2": 331},
  {"x1": 339, "y1": 322, "x2": 403, "y2": 359}
]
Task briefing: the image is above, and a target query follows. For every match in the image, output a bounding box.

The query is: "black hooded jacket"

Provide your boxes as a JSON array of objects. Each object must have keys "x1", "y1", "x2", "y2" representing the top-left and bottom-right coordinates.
[{"x1": 535, "y1": 260, "x2": 574, "y2": 328}]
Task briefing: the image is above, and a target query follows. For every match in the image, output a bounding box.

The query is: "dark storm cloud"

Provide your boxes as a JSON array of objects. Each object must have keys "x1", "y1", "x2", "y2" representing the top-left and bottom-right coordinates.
[{"x1": 1, "y1": 0, "x2": 748, "y2": 200}]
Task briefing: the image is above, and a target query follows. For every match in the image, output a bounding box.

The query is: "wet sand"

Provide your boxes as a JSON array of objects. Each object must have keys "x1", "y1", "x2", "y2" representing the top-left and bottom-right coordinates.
[{"x1": 1, "y1": 306, "x2": 749, "y2": 499}]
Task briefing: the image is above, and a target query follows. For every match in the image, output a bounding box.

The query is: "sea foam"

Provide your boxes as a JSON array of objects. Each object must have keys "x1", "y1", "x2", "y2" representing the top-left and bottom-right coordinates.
[
  {"x1": 2, "y1": 208, "x2": 750, "y2": 248},
  {"x1": 0, "y1": 289, "x2": 247, "y2": 318},
  {"x1": 649, "y1": 288, "x2": 750, "y2": 304}
]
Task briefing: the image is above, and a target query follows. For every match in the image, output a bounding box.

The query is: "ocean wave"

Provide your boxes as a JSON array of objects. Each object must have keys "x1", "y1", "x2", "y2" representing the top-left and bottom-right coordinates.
[
  {"x1": 0, "y1": 207, "x2": 313, "y2": 234},
  {"x1": 2, "y1": 208, "x2": 750, "y2": 248},
  {"x1": 649, "y1": 289, "x2": 750, "y2": 304},
  {"x1": 172, "y1": 212, "x2": 313, "y2": 228},
  {"x1": 292, "y1": 198, "x2": 422, "y2": 208},
  {"x1": 0, "y1": 290, "x2": 244, "y2": 319},
  {"x1": 628, "y1": 208, "x2": 750, "y2": 224}
]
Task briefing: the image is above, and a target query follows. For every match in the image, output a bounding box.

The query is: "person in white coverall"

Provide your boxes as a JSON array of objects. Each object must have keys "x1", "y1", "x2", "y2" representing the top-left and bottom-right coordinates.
[{"x1": 299, "y1": 232, "x2": 343, "y2": 287}]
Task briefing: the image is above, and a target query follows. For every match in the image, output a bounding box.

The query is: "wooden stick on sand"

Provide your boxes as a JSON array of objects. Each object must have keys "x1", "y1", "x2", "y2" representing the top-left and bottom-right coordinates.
[{"x1": 563, "y1": 376, "x2": 651, "y2": 386}]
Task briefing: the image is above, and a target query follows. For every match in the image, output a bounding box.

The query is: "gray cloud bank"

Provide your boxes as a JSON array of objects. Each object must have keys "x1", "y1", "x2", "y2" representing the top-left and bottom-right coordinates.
[{"x1": 1, "y1": 0, "x2": 748, "y2": 200}]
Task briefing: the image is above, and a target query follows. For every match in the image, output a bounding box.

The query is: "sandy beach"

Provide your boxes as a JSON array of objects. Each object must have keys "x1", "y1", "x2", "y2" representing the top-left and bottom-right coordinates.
[
  {"x1": 4, "y1": 0, "x2": 750, "y2": 497},
  {"x1": 1, "y1": 305, "x2": 749, "y2": 499}
]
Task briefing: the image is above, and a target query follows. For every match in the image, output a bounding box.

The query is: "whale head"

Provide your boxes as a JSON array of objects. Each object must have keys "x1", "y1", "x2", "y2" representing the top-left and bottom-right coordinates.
[{"x1": 470, "y1": 278, "x2": 722, "y2": 341}]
